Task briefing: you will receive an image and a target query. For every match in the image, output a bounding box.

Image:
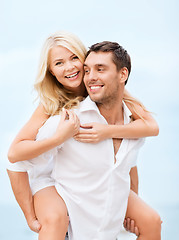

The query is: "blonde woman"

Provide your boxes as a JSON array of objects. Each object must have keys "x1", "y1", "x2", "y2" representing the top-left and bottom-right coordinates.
[{"x1": 7, "y1": 31, "x2": 160, "y2": 240}]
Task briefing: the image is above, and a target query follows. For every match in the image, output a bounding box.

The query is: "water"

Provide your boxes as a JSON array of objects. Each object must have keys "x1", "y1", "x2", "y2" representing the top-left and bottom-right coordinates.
[{"x1": 0, "y1": 203, "x2": 178, "y2": 240}]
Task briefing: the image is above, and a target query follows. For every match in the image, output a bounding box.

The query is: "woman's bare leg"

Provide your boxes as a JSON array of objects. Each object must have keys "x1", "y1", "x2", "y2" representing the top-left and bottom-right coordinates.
[
  {"x1": 34, "y1": 186, "x2": 68, "y2": 240},
  {"x1": 125, "y1": 190, "x2": 161, "y2": 240}
]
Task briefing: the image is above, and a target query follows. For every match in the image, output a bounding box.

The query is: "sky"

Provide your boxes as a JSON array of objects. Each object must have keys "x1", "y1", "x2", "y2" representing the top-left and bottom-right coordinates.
[{"x1": 0, "y1": 0, "x2": 179, "y2": 238}]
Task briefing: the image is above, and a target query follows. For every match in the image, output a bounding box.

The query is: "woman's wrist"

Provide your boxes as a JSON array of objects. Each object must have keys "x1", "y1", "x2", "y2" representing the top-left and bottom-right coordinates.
[
  {"x1": 105, "y1": 125, "x2": 121, "y2": 139},
  {"x1": 48, "y1": 134, "x2": 63, "y2": 148},
  {"x1": 107, "y1": 124, "x2": 126, "y2": 139}
]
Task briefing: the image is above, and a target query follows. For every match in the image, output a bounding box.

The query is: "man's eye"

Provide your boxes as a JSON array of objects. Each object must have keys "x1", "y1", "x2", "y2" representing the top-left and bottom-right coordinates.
[
  {"x1": 84, "y1": 69, "x2": 89, "y2": 73},
  {"x1": 98, "y1": 68, "x2": 103, "y2": 71}
]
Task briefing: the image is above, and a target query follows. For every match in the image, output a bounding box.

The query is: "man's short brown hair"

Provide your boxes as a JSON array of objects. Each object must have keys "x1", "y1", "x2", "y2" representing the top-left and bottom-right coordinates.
[{"x1": 86, "y1": 41, "x2": 131, "y2": 85}]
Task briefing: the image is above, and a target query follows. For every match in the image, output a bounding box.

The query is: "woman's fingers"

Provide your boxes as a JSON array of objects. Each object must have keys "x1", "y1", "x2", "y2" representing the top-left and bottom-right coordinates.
[
  {"x1": 74, "y1": 132, "x2": 95, "y2": 139},
  {"x1": 66, "y1": 110, "x2": 80, "y2": 134},
  {"x1": 76, "y1": 129, "x2": 94, "y2": 135},
  {"x1": 60, "y1": 108, "x2": 68, "y2": 122},
  {"x1": 80, "y1": 123, "x2": 93, "y2": 129}
]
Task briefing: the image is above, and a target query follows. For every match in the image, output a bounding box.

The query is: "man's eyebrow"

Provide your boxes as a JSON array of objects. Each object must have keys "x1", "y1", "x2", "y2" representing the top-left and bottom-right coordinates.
[
  {"x1": 83, "y1": 63, "x2": 107, "y2": 67},
  {"x1": 96, "y1": 64, "x2": 106, "y2": 67}
]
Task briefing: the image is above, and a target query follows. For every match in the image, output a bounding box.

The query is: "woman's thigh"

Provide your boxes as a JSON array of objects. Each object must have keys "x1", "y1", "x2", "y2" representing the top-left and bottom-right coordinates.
[
  {"x1": 33, "y1": 186, "x2": 68, "y2": 225},
  {"x1": 126, "y1": 190, "x2": 161, "y2": 236}
]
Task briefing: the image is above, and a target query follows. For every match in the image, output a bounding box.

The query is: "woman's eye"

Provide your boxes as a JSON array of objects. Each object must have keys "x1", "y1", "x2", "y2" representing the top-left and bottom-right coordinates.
[
  {"x1": 55, "y1": 62, "x2": 62, "y2": 66},
  {"x1": 72, "y1": 56, "x2": 79, "y2": 60},
  {"x1": 84, "y1": 69, "x2": 89, "y2": 73}
]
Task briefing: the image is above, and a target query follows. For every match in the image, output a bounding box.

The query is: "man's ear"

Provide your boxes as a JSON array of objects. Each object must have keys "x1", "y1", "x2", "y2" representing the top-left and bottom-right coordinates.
[{"x1": 119, "y1": 67, "x2": 128, "y2": 84}]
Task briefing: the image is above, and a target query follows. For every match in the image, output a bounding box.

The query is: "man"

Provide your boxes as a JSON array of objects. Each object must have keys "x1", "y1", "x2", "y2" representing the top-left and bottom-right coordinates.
[{"x1": 7, "y1": 41, "x2": 147, "y2": 239}]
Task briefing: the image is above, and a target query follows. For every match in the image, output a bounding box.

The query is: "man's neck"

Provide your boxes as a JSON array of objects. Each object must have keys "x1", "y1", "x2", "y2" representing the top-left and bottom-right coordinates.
[{"x1": 97, "y1": 96, "x2": 124, "y2": 125}]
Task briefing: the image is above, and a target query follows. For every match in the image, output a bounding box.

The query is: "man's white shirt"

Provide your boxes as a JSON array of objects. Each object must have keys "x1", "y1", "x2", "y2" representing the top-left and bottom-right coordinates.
[{"x1": 7, "y1": 96, "x2": 144, "y2": 240}]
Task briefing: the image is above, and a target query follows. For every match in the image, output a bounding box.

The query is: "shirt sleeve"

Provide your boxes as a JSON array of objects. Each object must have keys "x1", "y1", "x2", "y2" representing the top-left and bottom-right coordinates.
[
  {"x1": 129, "y1": 138, "x2": 145, "y2": 167},
  {"x1": 7, "y1": 115, "x2": 63, "y2": 173},
  {"x1": 6, "y1": 161, "x2": 31, "y2": 172},
  {"x1": 36, "y1": 115, "x2": 64, "y2": 149}
]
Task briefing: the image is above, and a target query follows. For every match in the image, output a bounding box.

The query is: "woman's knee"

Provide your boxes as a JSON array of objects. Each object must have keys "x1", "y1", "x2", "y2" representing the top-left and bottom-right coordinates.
[
  {"x1": 34, "y1": 187, "x2": 68, "y2": 226},
  {"x1": 141, "y1": 210, "x2": 161, "y2": 234},
  {"x1": 41, "y1": 207, "x2": 69, "y2": 227}
]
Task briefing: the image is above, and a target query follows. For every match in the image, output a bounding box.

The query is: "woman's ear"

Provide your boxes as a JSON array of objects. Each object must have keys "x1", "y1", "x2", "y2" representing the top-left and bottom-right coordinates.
[
  {"x1": 119, "y1": 67, "x2": 128, "y2": 84},
  {"x1": 49, "y1": 68, "x2": 55, "y2": 76}
]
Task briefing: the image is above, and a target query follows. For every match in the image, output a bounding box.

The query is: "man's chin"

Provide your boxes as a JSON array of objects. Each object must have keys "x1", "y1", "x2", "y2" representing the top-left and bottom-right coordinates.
[{"x1": 88, "y1": 94, "x2": 103, "y2": 104}]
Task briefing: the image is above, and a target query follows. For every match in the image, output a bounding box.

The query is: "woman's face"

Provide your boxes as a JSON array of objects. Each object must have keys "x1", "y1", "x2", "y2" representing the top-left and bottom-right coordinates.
[{"x1": 49, "y1": 46, "x2": 84, "y2": 93}]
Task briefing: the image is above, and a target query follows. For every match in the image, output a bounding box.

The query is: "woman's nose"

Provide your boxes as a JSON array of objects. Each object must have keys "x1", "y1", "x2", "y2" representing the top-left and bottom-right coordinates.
[{"x1": 65, "y1": 61, "x2": 75, "y2": 71}]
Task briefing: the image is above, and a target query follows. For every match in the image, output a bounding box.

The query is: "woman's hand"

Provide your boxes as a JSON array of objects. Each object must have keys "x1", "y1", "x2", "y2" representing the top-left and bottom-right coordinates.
[
  {"x1": 53, "y1": 109, "x2": 80, "y2": 143},
  {"x1": 74, "y1": 122, "x2": 109, "y2": 143}
]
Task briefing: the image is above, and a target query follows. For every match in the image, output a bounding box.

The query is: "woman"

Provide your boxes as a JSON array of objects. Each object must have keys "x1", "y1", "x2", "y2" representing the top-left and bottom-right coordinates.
[{"x1": 7, "y1": 31, "x2": 161, "y2": 240}]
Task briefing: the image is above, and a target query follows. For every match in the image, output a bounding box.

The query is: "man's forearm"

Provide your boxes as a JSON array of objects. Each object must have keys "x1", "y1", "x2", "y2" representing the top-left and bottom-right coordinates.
[{"x1": 7, "y1": 170, "x2": 36, "y2": 224}]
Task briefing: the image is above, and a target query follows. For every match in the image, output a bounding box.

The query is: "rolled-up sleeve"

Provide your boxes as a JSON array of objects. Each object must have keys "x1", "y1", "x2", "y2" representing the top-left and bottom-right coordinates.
[{"x1": 7, "y1": 160, "x2": 31, "y2": 172}]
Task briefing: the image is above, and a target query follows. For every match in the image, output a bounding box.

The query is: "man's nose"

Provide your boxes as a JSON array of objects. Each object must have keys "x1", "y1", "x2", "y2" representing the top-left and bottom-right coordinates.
[{"x1": 88, "y1": 70, "x2": 98, "y2": 80}]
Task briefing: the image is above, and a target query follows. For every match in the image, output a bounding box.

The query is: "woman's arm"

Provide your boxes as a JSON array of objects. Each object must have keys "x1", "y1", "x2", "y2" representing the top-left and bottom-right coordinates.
[
  {"x1": 8, "y1": 104, "x2": 50, "y2": 162},
  {"x1": 8, "y1": 106, "x2": 80, "y2": 163},
  {"x1": 107, "y1": 102, "x2": 159, "y2": 139},
  {"x1": 74, "y1": 117, "x2": 159, "y2": 143},
  {"x1": 74, "y1": 98, "x2": 159, "y2": 143},
  {"x1": 123, "y1": 100, "x2": 159, "y2": 138}
]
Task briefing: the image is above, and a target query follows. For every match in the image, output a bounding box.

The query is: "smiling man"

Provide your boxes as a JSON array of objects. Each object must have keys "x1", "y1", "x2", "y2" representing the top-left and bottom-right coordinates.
[{"x1": 48, "y1": 42, "x2": 145, "y2": 239}]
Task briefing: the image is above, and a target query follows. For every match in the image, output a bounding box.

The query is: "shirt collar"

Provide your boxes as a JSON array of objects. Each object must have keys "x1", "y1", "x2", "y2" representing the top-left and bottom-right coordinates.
[
  {"x1": 79, "y1": 96, "x2": 101, "y2": 114},
  {"x1": 79, "y1": 95, "x2": 132, "y2": 123},
  {"x1": 122, "y1": 101, "x2": 132, "y2": 124}
]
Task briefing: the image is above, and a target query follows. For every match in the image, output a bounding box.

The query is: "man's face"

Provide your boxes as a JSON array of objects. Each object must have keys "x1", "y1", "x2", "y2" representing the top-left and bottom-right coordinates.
[{"x1": 84, "y1": 51, "x2": 121, "y2": 105}]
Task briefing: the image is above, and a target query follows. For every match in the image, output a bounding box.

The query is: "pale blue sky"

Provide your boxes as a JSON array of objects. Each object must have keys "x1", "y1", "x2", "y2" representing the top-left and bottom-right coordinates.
[{"x1": 0, "y1": 0, "x2": 179, "y2": 238}]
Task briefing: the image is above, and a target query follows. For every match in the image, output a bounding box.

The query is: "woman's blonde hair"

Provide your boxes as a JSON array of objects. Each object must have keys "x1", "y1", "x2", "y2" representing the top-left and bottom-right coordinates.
[
  {"x1": 34, "y1": 31, "x2": 87, "y2": 115},
  {"x1": 123, "y1": 89, "x2": 148, "y2": 121}
]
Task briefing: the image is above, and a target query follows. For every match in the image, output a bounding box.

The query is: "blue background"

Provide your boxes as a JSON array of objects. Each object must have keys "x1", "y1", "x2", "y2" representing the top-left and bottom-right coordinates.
[{"x1": 1, "y1": 0, "x2": 179, "y2": 239}]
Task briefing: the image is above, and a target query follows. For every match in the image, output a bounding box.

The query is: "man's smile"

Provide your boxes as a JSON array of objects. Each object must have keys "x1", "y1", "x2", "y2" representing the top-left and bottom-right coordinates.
[{"x1": 88, "y1": 84, "x2": 104, "y2": 92}]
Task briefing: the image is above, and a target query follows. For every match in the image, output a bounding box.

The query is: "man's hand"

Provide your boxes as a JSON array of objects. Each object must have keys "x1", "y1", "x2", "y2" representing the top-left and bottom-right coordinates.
[
  {"x1": 123, "y1": 218, "x2": 139, "y2": 236},
  {"x1": 27, "y1": 217, "x2": 41, "y2": 233}
]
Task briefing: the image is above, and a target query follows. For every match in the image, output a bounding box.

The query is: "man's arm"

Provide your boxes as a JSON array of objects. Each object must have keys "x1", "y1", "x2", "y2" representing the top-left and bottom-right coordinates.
[
  {"x1": 7, "y1": 170, "x2": 41, "y2": 232},
  {"x1": 129, "y1": 166, "x2": 139, "y2": 195}
]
